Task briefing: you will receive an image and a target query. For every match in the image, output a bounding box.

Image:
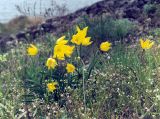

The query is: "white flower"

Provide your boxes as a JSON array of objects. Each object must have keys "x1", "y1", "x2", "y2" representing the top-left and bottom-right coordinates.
[{"x1": 156, "y1": 95, "x2": 160, "y2": 100}]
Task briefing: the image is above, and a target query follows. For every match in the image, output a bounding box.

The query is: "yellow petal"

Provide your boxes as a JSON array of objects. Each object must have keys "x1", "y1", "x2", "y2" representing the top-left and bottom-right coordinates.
[
  {"x1": 76, "y1": 26, "x2": 81, "y2": 32},
  {"x1": 46, "y1": 58, "x2": 57, "y2": 70},
  {"x1": 53, "y1": 45, "x2": 65, "y2": 60},
  {"x1": 140, "y1": 38, "x2": 154, "y2": 50},
  {"x1": 81, "y1": 37, "x2": 92, "y2": 46},
  {"x1": 100, "y1": 41, "x2": 111, "y2": 52},
  {"x1": 64, "y1": 45, "x2": 75, "y2": 57},
  {"x1": 66, "y1": 63, "x2": 75, "y2": 73},
  {"x1": 80, "y1": 27, "x2": 88, "y2": 38},
  {"x1": 71, "y1": 34, "x2": 82, "y2": 45},
  {"x1": 56, "y1": 36, "x2": 68, "y2": 45},
  {"x1": 27, "y1": 44, "x2": 38, "y2": 56},
  {"x1": 47, "y1": 82, "x2": 57, "y2": 92}
]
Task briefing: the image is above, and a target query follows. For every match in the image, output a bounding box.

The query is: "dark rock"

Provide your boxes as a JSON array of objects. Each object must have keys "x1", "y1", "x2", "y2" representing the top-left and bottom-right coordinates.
[
  {"x1": 28, "y1": 25, "x2": 38, "y2": 31},
  {"x1": 151, "y1": 16, "x2": 160, "y2": 27},
  {"x1": 124, "y1": 7, "x2": 141, "y2": 19},
  {"x1": 46, "y1": 18, "x2": 54, "y2": 23},
  {"x1": 137, "y1": 0, "x2": 149, "y2": 8},
  {"x1": 41, "y1": 23, "x2": 55, "y2": 32},
  {"x1": 0, "y1": 36, "x2": 15, "y2": 51},
  {"x1": 16, "y1": 31, "x2": 26, "y2": 40}
]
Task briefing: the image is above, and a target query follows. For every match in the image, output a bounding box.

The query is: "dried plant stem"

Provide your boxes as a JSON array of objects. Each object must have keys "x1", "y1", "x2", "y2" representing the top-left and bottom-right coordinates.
[{"x1": 139, "y1": 104, "x2": 154, "y2": 119}]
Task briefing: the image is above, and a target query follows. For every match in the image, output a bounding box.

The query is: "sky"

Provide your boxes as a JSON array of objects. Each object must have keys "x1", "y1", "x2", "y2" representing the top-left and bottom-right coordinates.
[{"x1": 0, "y1": 0, "x2": 101, "y2": 23}]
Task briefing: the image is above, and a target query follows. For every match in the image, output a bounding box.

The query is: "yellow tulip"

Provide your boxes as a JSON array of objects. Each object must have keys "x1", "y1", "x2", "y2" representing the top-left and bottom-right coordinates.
[
  {"x1": 66, "y1": 63, "x2": 75, "y2": 73},
  {"x1": 53, "y1": 44, "x2": 75, "y2": 60},
  {"x1": 27, "y1": 44, "x2": 38, "y2": 56},
  {"x1": 47, "y1": 82, "x2": 57, "y2": 92},
  {"x1": 100, "y1": 41, "x2": 111, "y2": 52},
  {"x1": 71, "y1": 26, "x2": 92, "y2": 46},
  {"x1": 53, "y1": 36, "x2": 75, "y2": 60},
  {"x1": 140, "y1": 38, "x2": 154, "y2": 50},
  {"x1": 46, "y1": 58, "x2": 57, "y2": 70}
]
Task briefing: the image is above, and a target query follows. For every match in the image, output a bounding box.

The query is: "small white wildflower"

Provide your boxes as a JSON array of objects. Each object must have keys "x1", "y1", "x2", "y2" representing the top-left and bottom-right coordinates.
[{"x1": 156, "y1": 95, "x2": 160, "y2": 100}]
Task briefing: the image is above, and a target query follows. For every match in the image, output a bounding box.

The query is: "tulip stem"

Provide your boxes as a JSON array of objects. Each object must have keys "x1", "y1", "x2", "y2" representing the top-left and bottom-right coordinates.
[
  {"x1": 87, "y1": 50, "x2": 99, "y2": 80},
  {"x1": 82, "y1": 64, "x2": 86, "y2": 113},
  {"x1": 81, "y1": 58, "x2": 87, "y2": 113}
]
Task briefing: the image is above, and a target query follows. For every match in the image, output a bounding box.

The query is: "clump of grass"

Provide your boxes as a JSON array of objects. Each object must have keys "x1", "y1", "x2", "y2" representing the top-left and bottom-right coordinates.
[
  {"x1": 143, "y1": 4, "x2": 157, "y2": 15},
  {"x1": 81, "y1": 16, "x2": 136, "y2": 44},
  {"x1": 151, "y1": 28, "x2": 160, "y2": 37},
  {"x1": 0, "y1": 16, "x2": 43, "y2": 35},
  {"x1": 143, "y1": 3, "x2": 160, "y2": 22}
]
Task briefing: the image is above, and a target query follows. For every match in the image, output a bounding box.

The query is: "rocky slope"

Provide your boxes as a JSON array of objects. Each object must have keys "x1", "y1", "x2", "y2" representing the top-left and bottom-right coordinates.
[{"x1": 0, "y1": 0, "x2": 160, "y2": 50}]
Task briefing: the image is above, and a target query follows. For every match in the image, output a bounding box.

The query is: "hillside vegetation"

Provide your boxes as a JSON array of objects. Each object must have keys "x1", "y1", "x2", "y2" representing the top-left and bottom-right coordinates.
[{"x1": 0, "y1": 0, "x2": 160, "y2": 119}]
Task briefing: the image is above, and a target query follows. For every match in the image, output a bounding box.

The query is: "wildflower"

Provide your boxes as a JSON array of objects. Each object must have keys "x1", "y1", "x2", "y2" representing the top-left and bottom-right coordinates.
[
  {"x1": 100, "y1": 41, "x2": 111, "y2": 52},
  {"x1": 140, "y1": 38, "x2": 154, "y2": 50},
  {"x1": 46, "y1": 58, "x2": 57, "y2": 70},
  {"x1": 27, "y1": 44, "x2": 38, "y2": 56},
  {"x1": 66, "y1": 63, "x2": 75, "y2": 73},
  {"x1": 53, "y1": 44, "x2": 75, "y2": 60},
  {"x1": 71, "y1": 26, "x2": 92, "y2": 46},
  {"x1": 0, "y1": 54, "x2": 7, "y2": 62},
  {"x1": 156, "y1": 95, "x2": 160, "y2": 100},
  {"x1": 47, "y1": 82, "x2": 57, "y2": 92},
  {"x1": 53, "y1": 36, "x2": 75, "y2": 60}
]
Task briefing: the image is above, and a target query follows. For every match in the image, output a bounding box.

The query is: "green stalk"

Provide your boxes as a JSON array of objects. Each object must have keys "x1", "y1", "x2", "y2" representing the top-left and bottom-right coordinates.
[
  {"x1": 23, "y1": 56, "x2": 31, "y2": 119},
  {"x1": 86, "y1": 50, "x2": 99, "y2": 80},
  {"x1": 82, "y1": 50, "x2": 99, "y2": 113},
  {"x1": 79, "y1": 45, "x2": 87, "y2": 113},
  {"x1": 82, "y1": 64, "x2": 86, "y2": 113}
]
